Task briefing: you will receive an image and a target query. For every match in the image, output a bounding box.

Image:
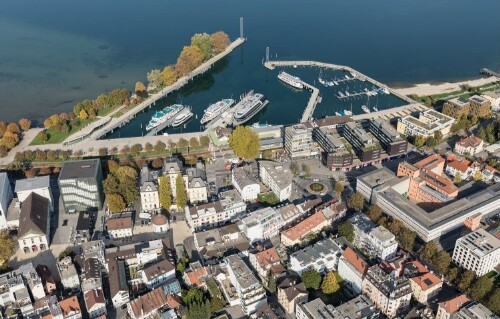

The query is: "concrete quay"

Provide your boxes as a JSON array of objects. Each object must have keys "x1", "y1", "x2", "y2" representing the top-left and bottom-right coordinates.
[
  {"x1": 352, "y1": 102, "x2": 426, "y2": 122},
  {"x1": 300, "y1": 82, "x2": 320, "y2": 123}
]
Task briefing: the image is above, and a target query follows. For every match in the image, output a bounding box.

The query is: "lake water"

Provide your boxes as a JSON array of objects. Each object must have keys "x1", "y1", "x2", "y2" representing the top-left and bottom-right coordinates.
[{"x1": 1, "y1": 0, "x2": 499, "y2": 129}]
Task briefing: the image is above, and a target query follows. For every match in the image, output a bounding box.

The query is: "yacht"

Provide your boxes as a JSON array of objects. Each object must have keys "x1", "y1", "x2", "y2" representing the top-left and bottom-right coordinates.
[
  {"x1": 338, "y1": 92, "x2": 345, "y2": 98},
  {"x1": 278, "y1": 71, "x2": 304, "y2": 90},
  {"x1": 373, "y1": 106, "x2": 379, "y2": 112},
  {"x1": 381, "y1": 87, "x2": 390, "y2": 94},
  {"x1": 335, "y1": 111, "x2": 344, "y2": 116},
  {"x1": 318, "y1": 78, "x2": 328, "y2": 87},
  {"x1": 172, "y1": 109, "x2": 193, "y2": 127},
  {"x1": 146, "y1": 104, "x2": 184, "y2": 131},
  {"x1": 200, "y1": 98, "x2": 235, "y2": 125},
  {"x1": 344, "y1": 110, "x2": 353, "y2": 116},
  {"x1": 233, "y1": 91, "x2": 269, "y2": 125},
  {"x1": 361, "y1": 105, "x2": 371, "y2": 114}
]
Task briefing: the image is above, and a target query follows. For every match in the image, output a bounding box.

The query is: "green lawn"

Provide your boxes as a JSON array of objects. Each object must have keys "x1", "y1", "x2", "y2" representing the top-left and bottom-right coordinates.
[
  {"x1": 258, "y1": 192, "x2": 279, "y2": 206},
  {"x1": 30, "y1": 118, "x2": 94, "y2": 146},
  {"x1": 413, "y1": 81, "x2": 500, "y2": 107}
]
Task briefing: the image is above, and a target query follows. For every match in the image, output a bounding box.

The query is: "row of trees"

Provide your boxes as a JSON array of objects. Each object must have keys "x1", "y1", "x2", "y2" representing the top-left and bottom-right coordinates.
[
  {"x1": 103, "y1": 160, "x2": 139, "y2": 213},
  {"x1": 158, "y1": 173, "x2": 187, "y2": 210},
  {"x1": 412, "y1": 130, "x2": 443, "y2": 149},
  {"x1": 0, "y1": 120, "x2": 30, "y2": 156},
  {"x1": 146, "y1": 32, "x2": 230, "y2": 90},
  {"x1": 301, "y1": 269, "x2": 341, "y2": 295}
]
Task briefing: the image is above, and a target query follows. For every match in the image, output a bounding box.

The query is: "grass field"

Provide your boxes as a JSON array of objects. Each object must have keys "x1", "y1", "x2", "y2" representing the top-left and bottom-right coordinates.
[{"x1": 29, "y1": 118, "x2": 94, "y2": 146}]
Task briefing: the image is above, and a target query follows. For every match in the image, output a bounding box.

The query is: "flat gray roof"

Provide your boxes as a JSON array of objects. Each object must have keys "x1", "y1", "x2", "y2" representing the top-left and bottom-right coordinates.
[
  {"x1": 358, "y1": 166, "x2": 400, "y2": 189},
  {"x1": 59, "y1": 159, "x2": 101, "y2": 180},
  {"x1": 226, "y1": 254, "x2": 260, "y2": 289},
  {"x1": 15, "y1": 175, "x2": 50, "y2": 193}
]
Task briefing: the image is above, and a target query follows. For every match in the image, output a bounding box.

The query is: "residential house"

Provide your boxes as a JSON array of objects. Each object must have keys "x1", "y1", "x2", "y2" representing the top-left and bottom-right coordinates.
[
  {"x1": 18, "y1": 193, "x2": 50, "y2": 254},
  {"x1": 455, "y1": 136, "x2": 484, "y2": 156},
  {"x1": 106, "y1": 216, "x2": 133, "y2": 239},
  {"x1": 280, "y1": 211, "x2": 328, "y2": 247},
  {"x1": 127, "y1": 287, "x2": 169, "y2": 319},
  {"x1": 338, "y1": 247, "x2": 370, "y2": 294},
  {"x1": 436, "y1": 294, "x2": 470, "y2": 319},
  {"x1": 238, "y1": 207, "x2": 282, "y2": 243},
  {"x1": 289, "y1": 237, "x2": 343, "y2": 275},
  {"x1": 350, "y1": 214, "x2": 398, "y2": 261},
  {"x1": 249, "y1": 247, "x2": 282, "y2": 280},
  {"x1": 232, "y1": 163, "x2": 260, "y2": 201},
  {"x1": 183, "y1": 261, "x2": 208, "y2": 288},
  {"x1": 276, "y1": 278, "x2": 307, "y2": 314},
  {"x1": 139, "y1": 165, "x2": 160, "y2": 212},
  {"x1": 409, "y1": 271, "x2": 443, "y2": 303},
  {"x1": 108, "y1": 259, "x2": 130, "y2": 308},
  {"x1": 258, "y1": 160, "x2": 293, "y2": 202},
  {"x1": 59, "y1": 296, "x2": 83, "y2": 319},
  {"x1": 84, "y1": 288, "x2": 107, "y2": 319},
  {"x1": 140, "y1": 259, "x2": 175, "y2": 289}
]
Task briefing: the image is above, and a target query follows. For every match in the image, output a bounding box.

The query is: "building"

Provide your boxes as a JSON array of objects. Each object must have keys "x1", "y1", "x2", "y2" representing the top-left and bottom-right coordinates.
[
  {"x1": 456, "y1": 302, "x2": 499, "y2": 319},
  {"x1": 296, "y1": 296, "x2": 379, "y2": 319},
  {"x1": 277, "y1": 278, "x2": 307, "y2": 314},
  {"x1": 341, "y1": 122, "x2": 382, "y2": 162},
  {"x1": 59, "y1": 296, "x2": 82, "y2": 319},
  {"x1": 443, "y1": 96, "x2": 491, "y2": 120},
  {"x1": 225, "y1": 254, "x2": 267, "y2": 316},
  {"x1": 358, "y1": 167, "x2": 500, "y2": 242},
  {"x1": 127, "y1": 287, "x2": 169, "y2": 319},
  {"x1": 183, "y1": 261, "x2": 208, "y2": 287},
  {"x1": 18, "y1": 193, "x2": 50, "y2": 254},
  {"x1": 312, "y1": 125, "x2": 354, "y2": 169},
  {"x1": 57, "y1": 256, "x2": 80, "y2": 293},
  {"x1": 436, "y1": 294, "x2": 470, "y2": 319},
  {"x1": 249, "y1": 246, "x2": 282, "y2": 279},
  {"x1": 35, "y1": 264, "x2": 57, "y2": 295},
  {"x1": 106, "y1": 216, "x2": 133, "y2": 239},
  {"x1": 135, "y1": 239, "x2": 165, "y2": 265},
  {"x1": 152, "y1": 214, "x2": 169, "y2": 234},
  {"x1": 238, "y1": 207, "x2": 282, "y2": 243},
  {"x1": 280, "y1": 211, "x2": 328, "y2": 247},
  {"x1": 140, "y1": 258, "x2": 175, "y2": 289},
  {"x1": 194, "y1": 224, "x2": 250, "y2": 261},
  {"x1": 19, "y1": 262, "x2": 45, "y2": 301},
  {"x1": 349, "y1": 214, "x2": 398, "y2": 260},
  {"x1": 397, "y1": 109, "x2": 455, "y2": 138},
  {"x1": 452, "y1": 228, "x2": 500, "y2": 276},
  {"x1": 232, "y1": 163, "x2": 260, "y2": 201},
  {"x1": 290, "y1": 237, "x2": 343, "y2": 275},
  {"x1": 140, "y1": 165, "x2": 160, "y2": 212},
  {"x1": 409, "y1": 271, "x2": 442, "y2": 303},
  {"x1": 84, "y1": 288, "x2": 107, "y2": 319},
  {"x1": 445, "y1": 157, "x2": 479, "y2": 181},
  {"x1": 58, "y1": 159, "x2": 104, "y2": 213},
  {"x1": 185, "y1": 161, "x2": 208, "y2": 204},
  {"x1": 258, "y1": 160, "x2": 293, "y2": 202},
  {"x1": 15, "y1": 175, "x2": 53, "y2": 211},
  {"x1": 0, "y1": 173, "x2": 12, "y2": 230},
  {"x1": 455, "y1": 136, "x2": 484, "y2": 156},
  {"x1": 362, "y1": 266, "x2": 412, "y2": 318},
  {"x1": 338, "y1": 247, "x2": 369, "y2": 294},
  {"x1": 253, "y1": 124, "x2": 284, "y2": 150},
  {"x1": 285, "y1": 123, "x2": 315, "y2": 158},
  {"x1": 219, "y1": 189, "x2": 247, "y2": 220},
  {"x1": 368, "y1": 118, "x2": 408, "y2": 157},
  {"x1": 108, "y1": 259, "x2": 130, "y2": 308},
  {"x1": 482, "y1": 91, "x2": 500, "y2": 111}
]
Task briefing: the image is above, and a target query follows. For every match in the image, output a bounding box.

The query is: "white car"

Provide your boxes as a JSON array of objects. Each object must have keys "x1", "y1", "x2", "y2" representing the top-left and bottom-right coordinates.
[{"x1": 313, "y1": 178, "x2": 319, "y2": 182}]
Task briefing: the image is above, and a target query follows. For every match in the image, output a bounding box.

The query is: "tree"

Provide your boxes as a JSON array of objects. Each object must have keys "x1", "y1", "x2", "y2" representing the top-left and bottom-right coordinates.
[
  {"x1": 419, "y1": 241, "x2": 438, "y2": 263},
  {"x1": 161, "y1": 65, "x2": 178, "y2": 86},
  {"x1": 321, "y1": 271, "x2": 340, "y2": 294},
  {"x1": 434, "y1": 130, "x2": 443, "y2": 142},
  {"x1": 0, "y1": 146, "x2": 7, "y2": 158},
  {"x1": 151, "y1": 158, "x2": 163, "y2": 169},
  {"x1": 175, "y1": 45, "x2": 205, "y2": 76},
  {"x1": 301, "y1": 269, "x2": 322, "y2": 290},
  {"x1": 79, "y1": 109, "x2": 88, "y2": 120},
  {"x1": 477, "y1": 127, "x2": 487, "y2": 141},
  {"x1": 267, "y1": 271, "x2": 276, "y2": 293},
  {"x1": 189, "y1": 137, "x2": 199, "y2": 148},
  {"x1": 425, "y1": 136, "x2": 437, "y2": 147},
  {"x1": 366, "y1": 204, "x2": 382, "y2": 222},
  {"x1": 107, "y1": 194, "x2": 126, "y2": 213},
  {"x1": 135, "y1": 81, "x2": 147, "y2": 96},
  {"x1": 290, "y1": 162, "x2": 300, "y2": 176},
  {"x1": 414, "y1": 135, "x2": 426, "y2": 148},
  {"x1": 432, "y1": 250, "x2": 451, "y2": 274},
  {"x1": 147, "y1": 69, "x2": 163, "y2": 88},
  {"x1": 457, "y1": 270, "x2": 476, "y2": 292},
  {"x1": 229, "y1": 126, "x2": 260, "y2": 160},
  {"x1": 200, "y1": 135, "x2": 210, "y2": 147},
  {"x1": 334, "y1": 181, "x2": 344, "y2": 198},
  {"x1": 338, "y1": 221, "x2": 354, "y2": 242},
  {"x1": 0, "y1": 230, "x2": 15, "y2": 266},
  {"x1": 159, "y1": 175, "x2": 172, "y2": 210},
  {"x1": 19, "y1": 118, "x2": 31, "y2": 131},
  {"x1": 211, "y1": 296, "x2": 224, "y2": 314},
  {"x1": 473, "y1": 171, "x2": 482, "y2": 181},
  {"x1": 468, "y1": 276, "x2": 493, "y2": 301},
  {"x1": 144, "y1": 142, "x2": 153, "y2": 152},
  {"x1": 0, "y1": 122, "x2": 6, "y2": 138},
  {"x1": 6, "y1": 123, "x2": 20, "y2": 134},
  {"x1": 485, "y1": 288, "x2": 500, "y2": 315},
  {"x1": 211, "y1": 31, "x2": 230, "y2": 54},
  {"x1": 446, "y1": 267, "x2": 460, "y2": 284},
  {"x1": 347, "y1": 192, "x2": 364, "y2": 211},
  {"x1": 399, "y1": 228, "x2": 416, "y2": 251},
  {"x1": 39, "y1": 167, "x2": 52, "y2": 175},
  {"x1": 130, "y1": 143, "x2": 143, "y2": 156},
  {"x1": 175, "y1": 173, "x2": 188, "y2": 209},
  {"x1": 191, "y1": 33, "x2": 214, "y2": 60},
  {"x1": 454, "y1": 172, "x2": 462, "y2": 183},
  {"x1": 154, "y1": 140, "x2": 166, "y2": 153}
]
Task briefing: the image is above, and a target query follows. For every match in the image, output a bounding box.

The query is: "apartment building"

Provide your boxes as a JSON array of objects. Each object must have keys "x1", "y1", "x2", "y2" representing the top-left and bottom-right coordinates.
[
  {"x1": 296, "y1": 296, "x2": 379, "y2": 319},
  {"x1": 225, "y1": 254, "x2": 267, "y2": 316},
  {"x1": 84, "y1": 288, "x2": 107, "y2": 319},
  {"x1": 258, "y1": 160, "x2": 293, "y2": 202},
  {"x1": 368, "y1": 118, "x2": 408, "y2": 157},
  {"x1": 140, "y1": 259, "x2": 175, "y2": 289},
  {"x1": 350, "y1": 214, "x2": 398, "y2": 261},
  {"x1": 280, "y1": 211, "x2": 328, "y2": 247},
  {"x1": 194, "y1": 224, "x2": 250, "y2": 261},
  {"x1": 249, "y1": 247, "x2": 282, "y2": 279},
  {"x1": 238, "y1": 207, "x2": 282, "y2": 243},
  {"x1": 285, "y1": 123, "x2": 315, "y2": 158},
  {"x1": 277, "y1": 278, "x2": 307, "y2": 314},
  {"x1": 289, "y1": 237, "x2": 343, "y2": 275},
  {"x1": 341, "y1": 122, "x2": 382, "y2": 162},
  {"x1": 443, "y1": 96, "x2": 491, "y2": 120},
  {"x1": 452, "y1": 229, "x2": 500, "y2": 276},
  {"x1": 108, "y1": 259, "x2": 130, "y2": 308},
  {"x1": 232, "y1": 163, "x2": 260, "y2": 201},
  {"x1": 338, "y1": 247, "x2": 370, "y2": 294},
  {"x1": 454, "y1": 136, "x2": 484, "y2": 156},
  {"x1": 362, "y1": 266, "x2": 412, "y2": 318},
  {"x1": 312, "y1": 126, "x2": 354, "y2": 169},
  {"x1": 409, "y1": 271, "x2": 443, "y2": 303},
  {"x1": 58, "y1": 159, "x2": 104, "y2": 213},
  {"x1": 57, "y1": 257, "x2": 80, "y2": 293},
  {"x1": 139, "y1": 165, "x2": 160, "y2": 212},
  {"x1": 397, "y1": 109, "x2": 455, "y2": 138}
]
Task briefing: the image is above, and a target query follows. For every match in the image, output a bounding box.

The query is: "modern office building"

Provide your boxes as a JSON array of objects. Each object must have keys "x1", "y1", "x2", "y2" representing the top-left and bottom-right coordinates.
[
  {"x1": 258, "y1": 160, "x2": 293, "y2": 202},
  {"x1": 312, "y1": 126, "x2": 354, "y2": 169},
  {"x1": 58, "y1": 159, "x2": 104, "y2": 213},
  {"x1": 397, "y1": 109, "x2": 455, "y2": 138},
  {"x1": 225, "y1": 254, "x2": 267, "y2": 316},
  {"x1": 443, "y1": 96, "x2": 491, "y2": 120},
  {"x1": 367, "y1": 118, "x2": 408, "y2": 157},
  {"x1": 341, "y1": 122, "x2": 382, "y2": 162},
  {"x1": 452, "y1": 229, "x2": 500, "y2": 276},
  {"x1": 284, "y1": 123, "x2": 315, "y2": 158}
]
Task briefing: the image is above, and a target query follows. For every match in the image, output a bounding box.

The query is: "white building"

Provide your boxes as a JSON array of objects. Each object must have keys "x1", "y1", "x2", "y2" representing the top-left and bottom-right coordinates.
[
  {"x1": 296, "y1": 296, "x2": 379, "y2": 319},
  {"x1": 135, "y1": 239, "x2": 164, "y2": 265},
  {"x1": 139, "y1": 166, "x2": 160, "y2": 212},
  {"x1": 105, "y1": 216, "x2": 133, "y2": 239},
  {"x1": 140, "y1": 259, "x2": 175, "y2": 289},
  {"x1": 258, "y1": 160, "x2": 293, "y2": 202},
  {"x1": 15, "y1": 175, "x2": 53, "y2": 211},
  {"x1": 57, "y1": 257, "x2": 80, "y2": 293},
  {"x1": 232, "y1": 163, "x2": 260, "y2": 201},
  {"x1": 19, "y1": 262, "x2": 45, "y2": 301},
  {"x1": 0, "y1": 173, "x2": 12, "y2": 230},
  {"x1": 152, "y1": 214, "x2": 169, "y2": 234},
  {"x1": 284, "y1": 123, "x2": 315, "y2": 158},
  {"x1": 338, "y1": 247, "x2": 369, "y2": 294},
  {"x1": 482, "y1": 91, "x2": 500, "y2": 112},
  {"x1": 226, "y1": 254, "x2": 267, "y2": 316},
  {"x1": 350, "y1": 214, "x2": 398, "y2": 260},
  {"x1": 452, "y1": 228, "x2": 500, "y2": 276},
  {"x1": 238, "y1": 207, "x2": 282, "y2": 243},
  {"x1": 454, "y1": 136, "x2": 484, "y2": 156},
  {"x1": 289, "y1": 238, "x2": 343, "y2": 275},
  {"x1": 108, "y1": 259, "x2": 130, "y2": 308},
  {"x1": 84, "y1": 288, "x2": 107, "y2": 319},
  {"x1": 163, "y1": 158, "x2": 208, "y2": 205},
  {"x1": 397, "y1": 109, "x2": 455, "y2": 138},
  {"x1": 18, "y1": 193, "x2": 50, "y2": 254}
]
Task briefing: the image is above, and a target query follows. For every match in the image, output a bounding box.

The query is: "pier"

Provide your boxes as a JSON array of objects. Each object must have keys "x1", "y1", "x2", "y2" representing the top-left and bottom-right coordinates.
[
  {"x1": 264, "y1": 60, "x2": 416, "y2": 105},
  {"x1": 300, "y1": 81, "x2": 320, "y2": 123},
  {"x1": 481, "y1": 68, "x2": 500, "y2": 78},
  {"x1": 87, "y1": 37, "x2": 246, "y2": 141}
]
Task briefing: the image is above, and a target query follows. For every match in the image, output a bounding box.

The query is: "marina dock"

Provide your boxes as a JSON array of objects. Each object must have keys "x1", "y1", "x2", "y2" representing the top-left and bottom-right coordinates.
[
  {"x1": 481, "y1": 68, "x2": 500, "y2": 78},
  {"x1": 300, "y1": 82, "x2": 320, "y2": 123}
]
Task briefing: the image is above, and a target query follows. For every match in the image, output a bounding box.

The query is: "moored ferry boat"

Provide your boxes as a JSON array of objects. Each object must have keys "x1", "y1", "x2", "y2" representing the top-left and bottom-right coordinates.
[
  {"x1": 233, "y1": 91, "x2": 268, "y2": 125},
  {"x1": 146, "y1": 104, "x2": 184, "y2": 131},
  {"x1": 200, "y1": 98, "x2": 235, "y2": 125},
  {"x1": 278, "y1": 71, "x2": 304, "y2": 90},
  {"x1": 172, "y1": 109, "x2": 193, "y2": 127}
]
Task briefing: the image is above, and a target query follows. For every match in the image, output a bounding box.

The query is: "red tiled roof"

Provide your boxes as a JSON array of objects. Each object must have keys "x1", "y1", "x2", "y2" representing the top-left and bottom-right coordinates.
[
  {"x1": 404, "y1": 260, "x2": 429, "y2": 274},
  {"x1": 438, "y1": 294, "x2": 470, "y2": 314},
  {"x1": 185, "y1": 267, "x2": 208, "y2": 286},
  {"x1": 415, "y1": 154, "x2": 445, "y2": 171},
  {"x1": 59, "y1": 296, "x2": 81, "y2": 316},
  {"x1": 342, "y1": 247, "x2": 369, "y2": 275},
  {"x1": 421, "y1": 171, "x2": 457, "y2": 195},
  {"x1": 447, "y1": 158, "x2": 471, "y2": 173},
  {"x1": 254, "y1": 247, "x2": 281, "y2": 268},
  {"x1": 410, "y1": 272, "x2": 442, "y2": 291},
  {"x1": 106, "y1": 217, "x2": 132, "y2": 230},
  {"x1": 457, "y1": 136, "x2": 483, "y2": 148},
  {"x1": 166, "y1": 294, "x2": 182, "y2": 310},
  {"x1": 84, "y1": 289, "x2": 105, "y2": 311},
  {"x1": 129, "y1": 287, "x2": 168, "y2": 318},
  {"x1": 281, "y1": 211, "x2": 326, "y2": 241}
]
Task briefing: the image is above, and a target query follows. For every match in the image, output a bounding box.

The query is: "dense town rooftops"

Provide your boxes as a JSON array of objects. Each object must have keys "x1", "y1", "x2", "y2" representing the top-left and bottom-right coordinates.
[
  {"x1": 232, "y1": 163, "x2": 259, "y2": 188},
  {"x1": 143, "y1": 259, "x2": 174, "y2": 281},
  {"x1": 106, "y1": 217, "x2": 132, "y2": 230},
  {"x1": 277, "y1": 277, "x2": 307, "y2": 301},
  {"x1": 439, "y1": 294, "x2": 471, "y2": 314},
  {"x1": 188, "y1": 201, "x2": 223, "y2": 218},
  {"x1": 365, "y1": 265, "x2": 412, "y2": 298},
  {"x1": 129, "y1": 287, "x2": 168, "y2": 318},
  {"x1": 59, "y1": 159, "x2": 100, "y2": 180},
  {"x1": 254, "y1": 247, "x2": 280, "y2": 268},
  {"x1": 84, "y1": 288, "x2": 105, "y2": 309},
  {"x1": 291, "y1": 237, "x2": 342, "y2": 266},
  {"x1": 457, "y1": 136, "x2": 483, "y2": 149}
]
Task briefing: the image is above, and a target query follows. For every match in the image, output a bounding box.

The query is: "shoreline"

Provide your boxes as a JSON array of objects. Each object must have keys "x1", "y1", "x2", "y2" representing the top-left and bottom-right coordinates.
[{"x1": 394, "y1": 76, "x2": 499, "y2": 97}]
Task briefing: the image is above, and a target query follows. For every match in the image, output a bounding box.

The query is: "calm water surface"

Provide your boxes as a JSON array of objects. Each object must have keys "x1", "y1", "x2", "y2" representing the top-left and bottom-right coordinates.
[{"x1": 0, "y1": 0, "x2": 499, "y2": 126}]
